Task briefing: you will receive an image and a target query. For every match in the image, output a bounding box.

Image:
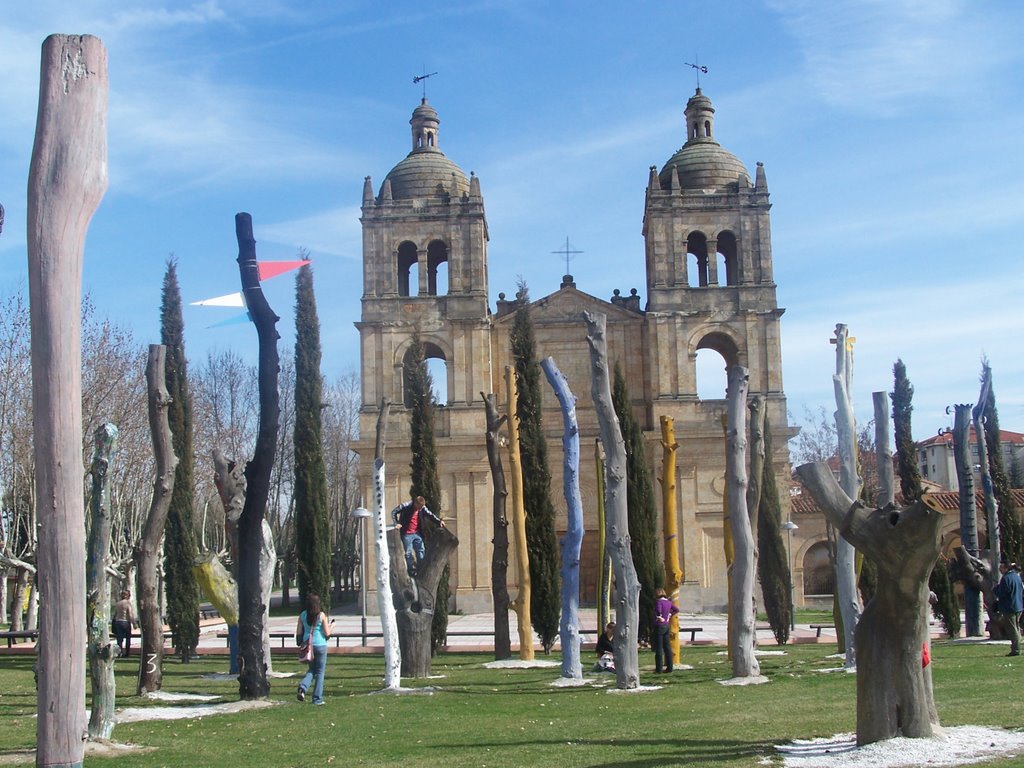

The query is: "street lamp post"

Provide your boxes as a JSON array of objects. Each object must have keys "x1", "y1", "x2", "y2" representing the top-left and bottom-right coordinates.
[
  {"x1": 782, "y1": 520, "x2": 799, "y2": 631},
  {"x1": 350, "y1": 505, "x2": 372, "y2": 646}
]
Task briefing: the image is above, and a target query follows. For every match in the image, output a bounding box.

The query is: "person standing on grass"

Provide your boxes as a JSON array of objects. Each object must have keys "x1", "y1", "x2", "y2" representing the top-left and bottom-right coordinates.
[
  {"x1": 653, "y1": 587, "x2": 678, "y2": 673},
  {"x1": 994, "y1": 561, "x2": 1023, "y2": 657},
  {"x1": 391, "y1": 495, "x2": 445, "y2": 576},
  {"x1": 296, "y1": 593, "x2": 331, "y2": 704},
  {"x1": 113, "y1": 590, "x2": 134, "y2": 658}
]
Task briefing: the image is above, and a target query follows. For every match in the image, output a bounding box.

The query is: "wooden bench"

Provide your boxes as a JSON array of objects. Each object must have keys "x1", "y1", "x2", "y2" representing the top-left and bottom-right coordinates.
[
  {"x1": 678, "y1": 626, "x2": 703, "y2": 642},
  {"x1": 809, "y1": 623, "x2": 835, "y2": 638},
  {"x1": 0, "y1": 630, "x2": 38, "y2": 648}
]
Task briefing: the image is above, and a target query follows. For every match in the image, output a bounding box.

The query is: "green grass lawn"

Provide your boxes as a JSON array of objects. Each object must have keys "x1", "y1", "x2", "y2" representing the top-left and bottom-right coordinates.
[{"x1": 1, "y1": 641, "x2": 1022, "y2": 767}]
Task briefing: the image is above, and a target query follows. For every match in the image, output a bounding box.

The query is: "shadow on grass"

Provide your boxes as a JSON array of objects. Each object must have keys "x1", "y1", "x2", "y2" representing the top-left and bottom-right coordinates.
[{"x1": 426, "y1": 735, "x2": 769, "y2": 766}]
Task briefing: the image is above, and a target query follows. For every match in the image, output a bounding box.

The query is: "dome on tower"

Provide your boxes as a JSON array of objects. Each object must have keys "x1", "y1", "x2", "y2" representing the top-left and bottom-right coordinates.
[
  {"x1": 384, "y1": 98, "x2": 470, "y2": 200},
  {"x1": 659, "y1": 89, "x2": 749, "y2": 192}
]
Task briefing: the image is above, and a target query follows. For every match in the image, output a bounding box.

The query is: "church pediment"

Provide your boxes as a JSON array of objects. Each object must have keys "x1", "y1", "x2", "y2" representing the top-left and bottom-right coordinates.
[{"x1": 495, "y1": 286, "x2": 641, "y2": 327}]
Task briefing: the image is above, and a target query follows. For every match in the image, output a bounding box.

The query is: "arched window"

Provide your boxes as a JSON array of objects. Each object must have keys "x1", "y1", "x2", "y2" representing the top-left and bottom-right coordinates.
[
  {"x1": 694, "y1": 331, "x2": 738, "y2": 401},
  {"x1": 427, "y1": 240, "x2": 449, "y2": 296},
  {"x1": 717, "y1": 231, "x2": 739, "y2": 286},
  {"x1": 686, "y1": 231, "x2": 709, "y2": 288},
  {"x1": 803, "y1": 541, "x2": 834, "y2": 596},
  {"x1": 397, "y1": 241, "x2": 418, "y2": 297},
  {"x1": 403, "y1": 341, "x2": 448, "y2": 407},
  {"x1": 704, "y1": 120, "x2": 711, "y2": 137}
]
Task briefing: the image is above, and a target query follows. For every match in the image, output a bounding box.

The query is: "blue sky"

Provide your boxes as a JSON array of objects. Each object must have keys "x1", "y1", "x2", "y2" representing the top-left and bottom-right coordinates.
[{"x1": 1, "y1": 1, "x2": 1022, "y2": 441}]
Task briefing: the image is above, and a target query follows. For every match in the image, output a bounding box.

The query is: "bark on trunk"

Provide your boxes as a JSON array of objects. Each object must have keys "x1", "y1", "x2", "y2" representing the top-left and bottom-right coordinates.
[
  {"x1": 831, "y1": 323, "x2": 861, "y2": 667},
  {"x1": 726, "y1": 366, "x2": 759, "y2": 678},
  {"x1": 595, "y1": 440, "x2": 612, "y2": 633},
  {"x1": 87, "y1": 423, "x2": 118, "y2": 740},
  {"x1": 504, "y1": 366, "x2": 534, "y2": 661},
  {"x1": 584, "y1": 312, "x2": 640, "y2": 689},
  {"x1": 211, "y1": 447, "x2": 245, "y2": 672},
  {"x1": 235, "y1": 213, "x2": 278, "y2": 700},
  {"x1": 28, "y1": 33, "x2": 107, "y2": 767},
  {"x1": 136, "y1": 345, "x2": 178, "y2": 695},
  {"x1": 541, "y1": 357, "x2": 584, "y2": 679},
  {"x1": 481, "y1": 393, "x2": 512, "y2": 661},
  {"x1": 660, "y1": 416, "x2": 683, "y2": 666},
  {"x1": 952, "y1": 404, "x2": 983, "y2": 636},
  {"x1": 746, "y1": 395, "x2": 766, "y2": 626},
  {"x1": 372, "y1": 456, "x2": 402, "y2": 689},
  {"x1": 795, "y1": 462, "x2": 943, "y2": 745},
  {"x1": 389, "y1": 522, "x2": 459, "y2": 677}
]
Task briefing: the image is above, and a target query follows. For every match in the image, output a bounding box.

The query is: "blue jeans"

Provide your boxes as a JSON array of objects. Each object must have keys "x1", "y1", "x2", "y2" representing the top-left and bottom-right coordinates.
[
  {"x1": 402, "y1": 532, "x2": 425, "y2": 572},
  {"x1": 299, "y1": 645, "x2": 328, "y2": 703},
  {"x1": 654, "y1": 625, "x2": 673, "y2": 672}
]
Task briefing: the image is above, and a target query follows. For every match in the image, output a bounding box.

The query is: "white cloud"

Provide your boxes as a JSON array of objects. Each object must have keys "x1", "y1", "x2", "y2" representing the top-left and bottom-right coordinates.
[{"x1": 259, "y1": 205, "x2": 362, "y2": 259}]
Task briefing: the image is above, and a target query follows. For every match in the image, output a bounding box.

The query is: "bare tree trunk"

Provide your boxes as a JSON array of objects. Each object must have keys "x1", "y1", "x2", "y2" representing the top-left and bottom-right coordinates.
[
  {"x1": 28, "y1": 33, "x2": 107, "y2": 767},
  {"x1": 136, "y1": 345, "x2": 178, "y2": 695},
  {"x1": 86, "y1": 423, "x2": 118, "y2": 740},
  {"x1": 831, "y1": 324, "x2": 861, "y2": 667},
  {"x1": 796, "y1": 462, "x2": 942, "y2": 745},
  {"x1": 541, "y1": 357, "x2": 584, "y2": 679},
  {"x1": 873, "y1": 393, "x2": 894, "y2": 506},
  {"x1": 235, "y1": 213, "x2": 277, "y2": 700},
  {"x1": 389, "y1": 522, "x2": 459, "y2": 677},
  {"x1": 660, "y1": 416, "x2": 683, "y2": 667},
  {"x1": 259, "y1": 520, "x2": 276, "y2": 674},
  {"x1": 973, "y1": 369, "x2": 1000, "y2": 577},
  {"x1": 372, "y1": 456, "x2": 402, "y2": 689},
  {"x1": 481, "y1": 393, "x2": 512, "y2": 661},
  {"x1": 726, "y1": 366, "x2": 759, "y2": 678},
  {"x1": 746, "y1": 395, "x2": 766, "y2": 620},
  {"x1": 504, "y1": 366, "x2": 534, "y2": 661},
  {"x1": 584, "y1": 312, "x2": 640, "y2": 689},
  {"x1": 595, "y1": 440, "x2": 612, "y2": 633},
  {"x1": 952, "y1": 404, "x2": 983, "y2": 636},
  {"x1": 212, "y1": 447, "x2": 245, "y2": 673}
]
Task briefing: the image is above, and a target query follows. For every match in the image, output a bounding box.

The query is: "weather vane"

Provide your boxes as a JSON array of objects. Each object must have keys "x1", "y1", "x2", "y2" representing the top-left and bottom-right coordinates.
[
  {"x1": 551, "y1": 236, "x2": 583, "y2": 275},
  {"x1": 413, "y1": 68, "x2": 438, "y2": 99},
  {"x1": 685, "y1": 58, "x2": 708, "y2": 89}
]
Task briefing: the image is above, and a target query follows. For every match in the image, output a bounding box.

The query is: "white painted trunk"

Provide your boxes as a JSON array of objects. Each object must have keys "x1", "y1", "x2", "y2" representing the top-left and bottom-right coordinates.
[
  {"x1": 832, "y1": 323, "x2": 860, "y2": 667},
  {"x1": 373, "y1": 458, "x2": 401, "y2": 688},
  {"x1": 260, "y1": 519, "x2": 276, "y2": 673}
]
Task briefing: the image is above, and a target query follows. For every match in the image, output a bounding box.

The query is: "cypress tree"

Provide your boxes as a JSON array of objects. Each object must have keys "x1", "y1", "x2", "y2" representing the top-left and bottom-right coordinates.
[
  {"x1": 509, "y1": 285, "x2": 560, "y2": 652},
  {"x1": 160, "y1": 259, "x2": 200, "y2": 661},
  {"x1": 756, "y1": 415, "x2": 791, "y2": 645},
  {"x1": 611, "y1": 363, "x2": 662, "y2": 646},
  {"x1": 980, "y1": 361, "x2": 1024, "y2": 567},
  {"x1": 294, "y1": 264, "x2": 331, "y2": 610},
  {"x1": 891, "y1": 358, "x2": 959, "y2": 637},
  {"x1": 404, "y1": 335, "x2": 449, "y2": 652}
]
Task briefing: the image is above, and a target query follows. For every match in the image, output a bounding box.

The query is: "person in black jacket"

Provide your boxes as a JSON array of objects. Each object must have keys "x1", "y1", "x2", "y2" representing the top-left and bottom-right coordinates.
[{"x1": 391, "y1": 495, "x2": 444, "y2": 576}]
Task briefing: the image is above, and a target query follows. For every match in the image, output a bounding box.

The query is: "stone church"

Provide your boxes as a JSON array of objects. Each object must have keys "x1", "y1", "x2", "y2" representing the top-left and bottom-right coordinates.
[{"x1": 354, "y1": 89, "x2": 795, "y2": 612}]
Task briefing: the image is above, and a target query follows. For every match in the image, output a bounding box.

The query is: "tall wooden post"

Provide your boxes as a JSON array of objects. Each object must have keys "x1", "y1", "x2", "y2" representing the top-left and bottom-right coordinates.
[
  {"x1": 505, "y1": 366, "x2": 534, "y2": 660},
  {"x1": 28, "y1": 33, "x2": 107, "y2": 768},
  {"x1": 660, "y1": 416, "x2": 683, "y2": 665}
]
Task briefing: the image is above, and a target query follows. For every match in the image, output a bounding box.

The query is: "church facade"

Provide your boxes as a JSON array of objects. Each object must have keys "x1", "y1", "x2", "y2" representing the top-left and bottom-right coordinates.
[{"x1": 354, "y1": 90, "x2": 796, "y2": 612}]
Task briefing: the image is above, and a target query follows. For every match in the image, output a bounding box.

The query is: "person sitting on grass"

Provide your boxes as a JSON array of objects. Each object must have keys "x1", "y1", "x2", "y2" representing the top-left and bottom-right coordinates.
[{"x1": 593, "y1": 622, "x2": 616, "y2": 672}]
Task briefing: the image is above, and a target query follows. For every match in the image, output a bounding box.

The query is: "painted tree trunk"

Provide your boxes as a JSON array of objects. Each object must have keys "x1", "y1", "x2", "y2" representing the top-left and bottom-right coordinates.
[
  {"x1": 746, "y1": 396, "x2": 766, "y2": 608},
  {"x1": 211, "y1": 447, "x2": 245, "y2": 672},
  {"x1": 952, "y1": 404, "x2": 983, "y2": 636},
  {"x1": 873, "y1": 393, "x2": 895, "y2": 506},
  {"x1": 259, "y1": 519, "x2": 276, "y2": 674},
  {"x1": 584, "y1": 312, "x2": 640, "y2": 689},
  {"x1": 481, "y1": 393, "x2": 512, "y2": 660},
  {"x1": 726, "y1": 366, "x2": 759, "y2": 678},
  {"x1": 720, "y1": 414, "x2": 735, "y2": 656},
  {"x1": 28, "y1": 33, "x2": 107, "y2": 767},
  {"x1": 660, "y1": 416, "x2": 683, "y2": 666},
  {"x1": 372, "y1": 457, "x2": 402, "y2": 688},
  {"x1": 235, "y1": 213, "x2": 278, "y2": 700},
  {"x1": 831, "y1": 323, "x2": 861, "y2": 667},
  {"x1": 795, "y1": 462, "x2": 942, "y2": 745},
  {"x1": 504, "y1": 366, "x2": 534, "y2": 660},
  {"x1": 137, "y1": 345, "x2": 178, "y2": 694},
  {"x1": 388, "y1": 521, "x2": 459, "y2": 677},
  {"x1": 86, "y1": 423, "x2": 118, "y2": 740},
  {"x1": 973, "y1": 369, "x2": 1000, "y2": 577},
  {"x1": 596, "y1": 439, "x2": 612, "y2": 632},
  {"x1": 541, "y1": 357, "x2": 584, "y2": 679}
]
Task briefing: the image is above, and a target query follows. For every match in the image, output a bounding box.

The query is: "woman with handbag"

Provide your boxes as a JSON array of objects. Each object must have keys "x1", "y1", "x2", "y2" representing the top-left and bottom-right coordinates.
[{"x1": 295, "y1": 593, "x2": 331, "y2": 704}]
